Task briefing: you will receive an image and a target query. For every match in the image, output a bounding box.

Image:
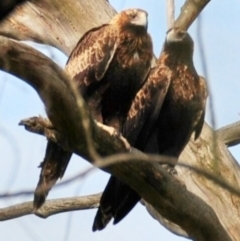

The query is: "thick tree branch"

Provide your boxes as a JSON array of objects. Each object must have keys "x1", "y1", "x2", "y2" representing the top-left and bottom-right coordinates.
[
  {"x1": 0, "y1": 0, "x2": 116, "y2": 55},
  {"x1": 174, "y1": 0, "x2": 211, "y2": 30},
  {"x1": 0, "y1": 194, "x2": 100, "y2": 221},
  {"x1": 217, "y1": 121, "x2": 240, "y2": 147},
  {"x1": 17, "y1": 116, "x2": 240, "y2": 198},
  {"x1": 0, "y1": 36, "x2": 130, "y2": 159},
  {"x1": 0, "y1": 0, "x2": 211, "y2": 55},
  {"x1": 0, "y1": 35, "x2": 233, "y2": 241}
]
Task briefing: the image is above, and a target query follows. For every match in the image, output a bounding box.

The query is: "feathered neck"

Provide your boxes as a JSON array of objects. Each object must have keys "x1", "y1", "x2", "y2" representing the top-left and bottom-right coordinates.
[{"x1": 162, "y1": 40, "x2": 194, "y2": 67}]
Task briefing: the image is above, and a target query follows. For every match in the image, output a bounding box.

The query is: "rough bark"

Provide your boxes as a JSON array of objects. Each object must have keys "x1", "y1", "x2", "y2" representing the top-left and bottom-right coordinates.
[{"x1": 0, "y1": 0, "x2": 239, "y2": 240}]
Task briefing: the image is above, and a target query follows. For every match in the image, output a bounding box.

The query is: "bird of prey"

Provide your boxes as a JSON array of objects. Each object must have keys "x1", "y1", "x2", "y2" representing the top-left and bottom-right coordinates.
[
  {"x1": 92, "y1": 27, "x2": 208, "y2": 231},
  {"x1": 33, "y1": 8, "x2": 153, "y2": 209}
]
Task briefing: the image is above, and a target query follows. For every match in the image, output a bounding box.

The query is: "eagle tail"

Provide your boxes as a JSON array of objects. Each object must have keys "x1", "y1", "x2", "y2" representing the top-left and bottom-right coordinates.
[
  {"x1": 113, "y1": 187, "x2": 140, "y2": 225},
  {"x1": 92, "y1": 176, "x2": 116, "y2": 231},
  {"x1": 92, "y1": 176, "x2": 140, "y2": 231},
  {"x1": 33, "y1": 141, "x2": 72, "y2": 209},
  {"x1": 92, "y1": 203, "x2": 113, "y2": 231}
]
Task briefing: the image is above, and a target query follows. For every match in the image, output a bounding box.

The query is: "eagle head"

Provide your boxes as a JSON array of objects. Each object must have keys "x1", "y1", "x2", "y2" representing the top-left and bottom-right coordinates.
[
  {"x1": 111, "y1": 8, "x2": 148, "y2": 30},
  {"x1": 125, "y1": 9, "x2": 148, "y2": 29}
]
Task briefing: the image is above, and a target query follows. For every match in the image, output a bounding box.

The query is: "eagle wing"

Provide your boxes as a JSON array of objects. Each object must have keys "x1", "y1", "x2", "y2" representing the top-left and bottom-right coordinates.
[
  {"x1": 123, "y1": 66, "x2": 171, "y2": 149},
  {"x1": 65, "y1": 24, "x2": 118, "y2": 86},
  {"x1": 34, "y1": 141, "x2": 72, "y2": 209},
  {"x1": 92, "y1": 67, "x2": 171, "y2": 230}
]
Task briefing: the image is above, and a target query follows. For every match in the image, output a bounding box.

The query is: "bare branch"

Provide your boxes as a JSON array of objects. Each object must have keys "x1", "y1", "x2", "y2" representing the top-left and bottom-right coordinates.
[
  {"x1": 0, "y1": 36, "x2": 90, "y2": 157},
  {"x1": 166, "y1": 0, "x2": 175, "y2": 29},
  {"x1": 174, "y1": 0, "x2": 211, "y2": 30},
  {"x1": 217, "y1": 121, "x2": 240, "y2": 147},
  {"x1": 0, "y1": 0, "x2": 116, "y2": 55},
  {"x1": 0, "y1": 157, "x2": 233, "y2": 240},
  {"x1": 0, "y1": 194, "x2": 100, "y2": 221},
  {"x1": 108, "y1": 160, "x2": 232, "y2": 241}
]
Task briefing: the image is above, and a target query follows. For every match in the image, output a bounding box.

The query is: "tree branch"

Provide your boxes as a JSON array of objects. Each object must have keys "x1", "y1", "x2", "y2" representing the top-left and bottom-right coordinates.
[
  {"x1": 166, "y1": 0, "x2": 175, "y2": 29},
  {"x1": 0, "y1": 36, "x2": 130, "y2": 159},
  {"x1": 0, "y1": 35, "x2": 233, "y2": 241},
  {"x1": 0, "y1": 0, "x2": 116, "y2": 55},
  {"x1": 217, "y1": 121, "x2": 240, "y2": 147},
  {"x1": 0, "y1": 194, "x2": 100, "y2": 221},
  {"x1": 16, "y1": 116, "x2": 240, "y2": 199},
  {"x1": 174, "y1": 0, "x2": 211, "y2": 30}
]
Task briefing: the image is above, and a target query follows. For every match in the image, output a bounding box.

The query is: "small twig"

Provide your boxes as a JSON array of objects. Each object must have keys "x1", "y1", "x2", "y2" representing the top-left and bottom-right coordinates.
[{"x1": 0, "y1": 194, "x2": 101, "y2": 221}]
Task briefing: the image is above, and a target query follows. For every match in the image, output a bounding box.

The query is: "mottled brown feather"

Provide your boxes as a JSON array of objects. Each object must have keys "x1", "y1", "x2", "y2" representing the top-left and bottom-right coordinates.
[
  {"x1": 34, "y1": 142, "x2": 72, "y2": 209},
  {"x1": 34, "y1": 9, "x2": 153, "y2": 217},
  {"x1": 98, "y1": 28, "x2": 208, "y2": 229},
  {"x1": 65, "y1": 24, "x2": 117, "y2": 83},
  {"x1": 123, "y1": 56, "x2": 171, "y2": 146},
  {"x1": 90, "y1": 9, "x2": 154, "y2": 231},
  {"x1": 65, "y1": 10, "x2": 153, "y2": 128}
]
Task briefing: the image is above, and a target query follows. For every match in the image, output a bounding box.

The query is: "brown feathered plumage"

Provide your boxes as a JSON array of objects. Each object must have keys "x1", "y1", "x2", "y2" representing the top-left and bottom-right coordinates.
[
  {"x1": 66, "y1": 8, "x2": 153, "y2": 129},
  {"x1": 93, "y1": 27, "x2": 208, "y2": 230},
  {"x1": 33, "y1": 9, "x2": 153, "y2": 210},
  {"x1": 34, "y1": 142, "x2": 72, "y2": 208}
]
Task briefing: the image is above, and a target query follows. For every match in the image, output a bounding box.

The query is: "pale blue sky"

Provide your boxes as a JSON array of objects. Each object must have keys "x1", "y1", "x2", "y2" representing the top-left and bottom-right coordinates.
[{"x1": 0, "y1": 1, "x2": 239, "y2": 240}]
